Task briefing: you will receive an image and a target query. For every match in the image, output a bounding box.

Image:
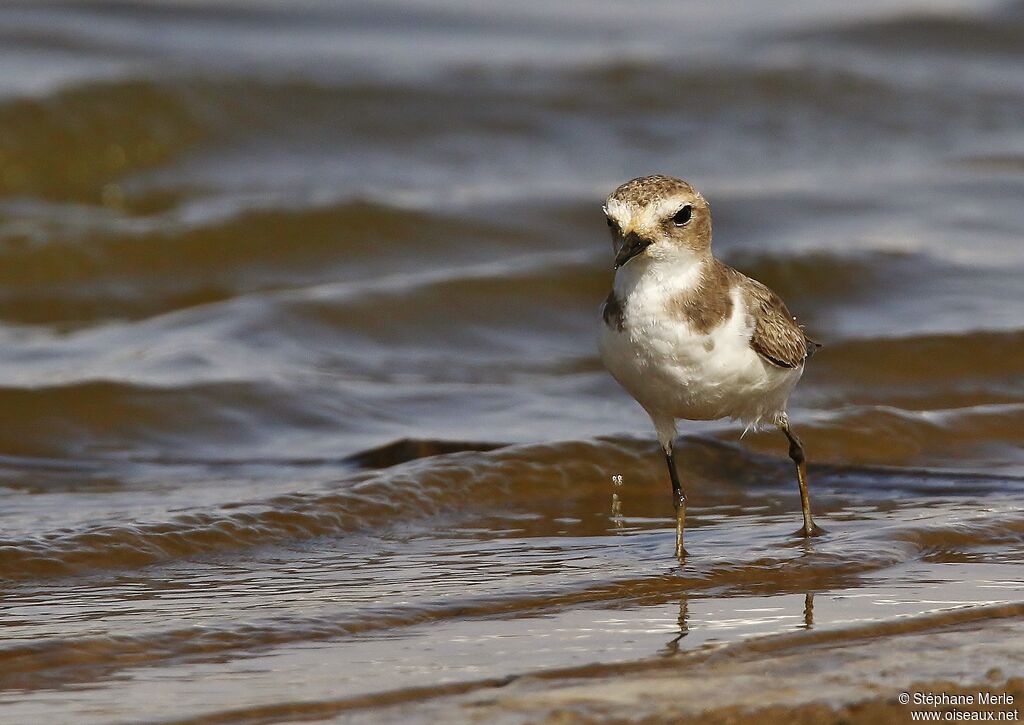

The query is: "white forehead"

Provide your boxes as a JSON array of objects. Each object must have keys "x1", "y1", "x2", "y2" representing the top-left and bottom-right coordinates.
[{"x1": 604, "y1": 193, "x2": 695, "y2": 231}]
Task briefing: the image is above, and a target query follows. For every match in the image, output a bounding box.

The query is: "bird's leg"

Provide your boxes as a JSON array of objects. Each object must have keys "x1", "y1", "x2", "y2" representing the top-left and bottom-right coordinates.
[
  {"x1": 778, "y1": 418, "x2": 824, "y2": 537},
  {"x1": 665, "y1": 444, "x2": 688, "y2": 559}
]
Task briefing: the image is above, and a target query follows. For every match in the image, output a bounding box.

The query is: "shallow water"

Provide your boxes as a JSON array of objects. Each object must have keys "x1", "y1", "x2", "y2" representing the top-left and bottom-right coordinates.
[{"x1": 1, "y1": 1, "x2": 1023, "y2": 722}]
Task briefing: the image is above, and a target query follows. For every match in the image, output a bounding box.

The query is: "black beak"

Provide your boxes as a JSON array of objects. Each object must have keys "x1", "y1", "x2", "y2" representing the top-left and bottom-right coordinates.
[{"x1": 614, "y1": 233, "x2": 652, "y2": 269}]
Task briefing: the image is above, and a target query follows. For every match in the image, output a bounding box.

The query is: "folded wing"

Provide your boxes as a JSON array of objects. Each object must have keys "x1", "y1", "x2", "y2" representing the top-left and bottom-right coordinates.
[{"x1": 744, "y1": 280, "x2": 820, "y2": 369}]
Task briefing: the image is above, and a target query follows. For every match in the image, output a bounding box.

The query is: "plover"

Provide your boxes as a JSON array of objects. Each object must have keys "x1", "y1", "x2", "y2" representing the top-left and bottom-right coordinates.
[{"x1": 598, "y1": 175, "x2": 822, "y2": 558}]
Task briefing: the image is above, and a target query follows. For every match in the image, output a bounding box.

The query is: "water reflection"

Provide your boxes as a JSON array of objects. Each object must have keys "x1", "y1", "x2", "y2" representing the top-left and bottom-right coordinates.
[
  {"x1": 662, "y1": 591, "x2": 816, "y2": 655},
  {"x1": 661, "y1": 595, "x2": 690, "y2": 656},
  {"x1": 610, "y1": 491, "x2": 623, "y2": 529}
]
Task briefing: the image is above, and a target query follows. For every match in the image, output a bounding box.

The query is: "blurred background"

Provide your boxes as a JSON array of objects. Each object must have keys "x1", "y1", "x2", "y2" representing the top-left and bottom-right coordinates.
[{"x1": 1, "y1": 1, "x2": 1023, "y2": 723}]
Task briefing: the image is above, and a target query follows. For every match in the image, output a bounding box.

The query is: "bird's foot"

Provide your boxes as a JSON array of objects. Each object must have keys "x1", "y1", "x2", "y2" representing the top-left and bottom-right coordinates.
[{"x1": 792, "y1": 522, "x2": 826, "y2": 538}]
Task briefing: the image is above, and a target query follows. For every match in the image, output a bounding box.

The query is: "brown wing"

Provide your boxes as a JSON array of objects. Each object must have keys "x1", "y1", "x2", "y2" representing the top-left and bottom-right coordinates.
[{"x1": 744, "y1": 280, "x2": 819, "y2": 369}]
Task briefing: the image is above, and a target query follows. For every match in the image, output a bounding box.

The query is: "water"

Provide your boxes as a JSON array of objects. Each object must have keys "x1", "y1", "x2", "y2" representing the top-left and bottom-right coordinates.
[{"x1": 0, "y1": 1, "x2": 1023, "y2": 722}]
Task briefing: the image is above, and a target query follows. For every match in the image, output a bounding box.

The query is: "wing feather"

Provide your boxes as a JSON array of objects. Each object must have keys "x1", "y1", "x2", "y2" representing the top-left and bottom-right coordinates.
[{"x1": 744, "y1": 280, "x2": 819, "y2": 369}]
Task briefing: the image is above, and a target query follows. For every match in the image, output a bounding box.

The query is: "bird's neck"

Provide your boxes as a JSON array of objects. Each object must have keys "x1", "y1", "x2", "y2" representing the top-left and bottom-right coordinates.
[{"x1": 614, "y1": 251, "x2": 711, "y2": 302}]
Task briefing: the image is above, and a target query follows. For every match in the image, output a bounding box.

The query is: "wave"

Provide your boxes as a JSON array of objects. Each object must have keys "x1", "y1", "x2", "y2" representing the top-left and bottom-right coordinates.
[
  {"x1": 0, "y1": 198, "x2": 522, "y2": 325},
  {"x1": 0, "y1": 438, "x2": 655, "y2": 580},
  {"x1": 807, "y1": 329, "x2": 1024, "y2": 405},
  {"x1": 725, "y1": 248, "x2": 904, "y2": 308},
  {"x1": 0, "y1": 74, "x2": 551, "y2": 204},
  {"x1": 797, "y1": 11, "x2": 1024, "y2": 56},
  {"x1": 0, "y1": 379, "x2": 350, "y2": 460},
  {"x1": 0, "y1": 80, "x2": 207, "y2": 203},
  {"x1": 3, "y1": 52, "x2": 1021, "y2": 207},
  {"x1": 953, "y1": 153, "x2": 1024, "y2": 171},
  {"x1": 1, "y1": 434, "x2": 1020, "y2": 583},
  {"x1": 2, "y1": 495, "x2": 1022, "y2": 693},
  {"x1": 555, "y1": 60, "x2": 1022, "y2": 138},
  {"x1": 0, "y1": 195, "x2": 1009, "y2": 355},
  {"x1": 0, "y1": 324, "x2": 1020, "y2": 466},
  {"x1": 274, "y1": 250, "x2": 606, "y2": 352},
  {"x1": 2, "y1": 204, "x2": 883, "y2": 332},
  {"x1": 740, "y1": 402, "x2": 1024, "y2": 469}
]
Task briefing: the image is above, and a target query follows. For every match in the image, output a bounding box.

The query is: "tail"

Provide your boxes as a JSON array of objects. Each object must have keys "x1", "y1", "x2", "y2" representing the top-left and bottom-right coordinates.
[{"x1": 804, "y1": 334, "x2": 822, "y2": 360}]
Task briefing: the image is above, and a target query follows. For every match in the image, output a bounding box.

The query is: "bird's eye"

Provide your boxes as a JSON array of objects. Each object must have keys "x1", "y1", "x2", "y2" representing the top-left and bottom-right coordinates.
[
  {"x1": 672, "y1": 205, "x2": 693, "y2": 226},
  {"x1": 606, "y1": 216, "x2": 615, "y2": 228}
]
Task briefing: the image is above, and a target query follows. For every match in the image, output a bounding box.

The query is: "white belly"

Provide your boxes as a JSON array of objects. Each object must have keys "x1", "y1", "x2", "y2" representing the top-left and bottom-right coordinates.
[{"x1": 598, "y1": 282, "x2": 801, "y2": 429}]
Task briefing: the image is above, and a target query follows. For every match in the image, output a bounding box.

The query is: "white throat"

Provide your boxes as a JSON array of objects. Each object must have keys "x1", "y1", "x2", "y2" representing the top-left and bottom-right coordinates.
[{"x1": 613, "y1": 251, "x2": 708, "y2": 301}]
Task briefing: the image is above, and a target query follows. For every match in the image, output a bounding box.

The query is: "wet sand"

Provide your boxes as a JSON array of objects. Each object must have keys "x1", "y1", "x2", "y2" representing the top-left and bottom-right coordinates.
[
  {"x1": 449, "y1": 606, "x2": 1024, "y2": 725},
  {"x1": 157, "y1": 602, "x2": 1024, "y2": 723}
]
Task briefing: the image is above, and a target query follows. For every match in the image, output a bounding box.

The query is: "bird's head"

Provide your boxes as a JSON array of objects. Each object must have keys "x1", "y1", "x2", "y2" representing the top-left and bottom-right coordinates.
[{"x1": 603, "y1": 175, "x2": 712, "y2": 270}]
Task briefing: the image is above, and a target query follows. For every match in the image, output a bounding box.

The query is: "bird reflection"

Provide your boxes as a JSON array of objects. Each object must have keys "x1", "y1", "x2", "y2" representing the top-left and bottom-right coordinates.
[
  {"x1": 610, "y1": 492, "x2": 624, "y2": 530},
  {"x1": 803, "y1": 591, "x2": 815, "y2": 630},
  {"x1": 660, "y1": 595, "x2": 690, "y2": 656},
  {"x1": 609, "y1": 481, "x2": 817, "y2": 653},
  {"x1": 661, "y1": 591, "x2": 816, "y2": 655}
]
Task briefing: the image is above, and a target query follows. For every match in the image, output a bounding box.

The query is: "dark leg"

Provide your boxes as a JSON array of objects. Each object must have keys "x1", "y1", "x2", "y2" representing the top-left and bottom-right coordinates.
[
  {"x1": 665, "y1": 446, "x2": 687, "y2": 558},
  {"x1": 779, "y1": 419, "x2": 823, "y2": 537},
  {"x1": 802, "y1": 592, "x2": 814, "y2": 630}
]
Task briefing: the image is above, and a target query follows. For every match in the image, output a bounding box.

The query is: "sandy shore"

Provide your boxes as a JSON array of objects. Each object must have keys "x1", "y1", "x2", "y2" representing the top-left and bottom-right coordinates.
[{"x1": 324, "y1": 603, "x2": 1023, "y2": 724}]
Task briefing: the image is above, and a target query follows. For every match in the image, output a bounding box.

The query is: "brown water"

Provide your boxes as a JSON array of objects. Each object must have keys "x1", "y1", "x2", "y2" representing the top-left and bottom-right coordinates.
[{"x1": 1, "y1": 1, "x2": 1023, "y2": 722}]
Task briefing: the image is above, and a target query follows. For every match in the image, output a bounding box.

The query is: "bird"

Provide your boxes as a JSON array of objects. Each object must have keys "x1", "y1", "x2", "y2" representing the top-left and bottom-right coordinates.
[{"x1": 597, "y1": 174, "x2": 822, "y2": 558}]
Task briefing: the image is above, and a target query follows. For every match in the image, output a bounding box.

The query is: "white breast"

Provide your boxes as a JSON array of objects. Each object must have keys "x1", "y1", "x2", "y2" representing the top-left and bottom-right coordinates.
[{"x1": 598, "y1": 260, "x2": 801, "y2": 429}]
